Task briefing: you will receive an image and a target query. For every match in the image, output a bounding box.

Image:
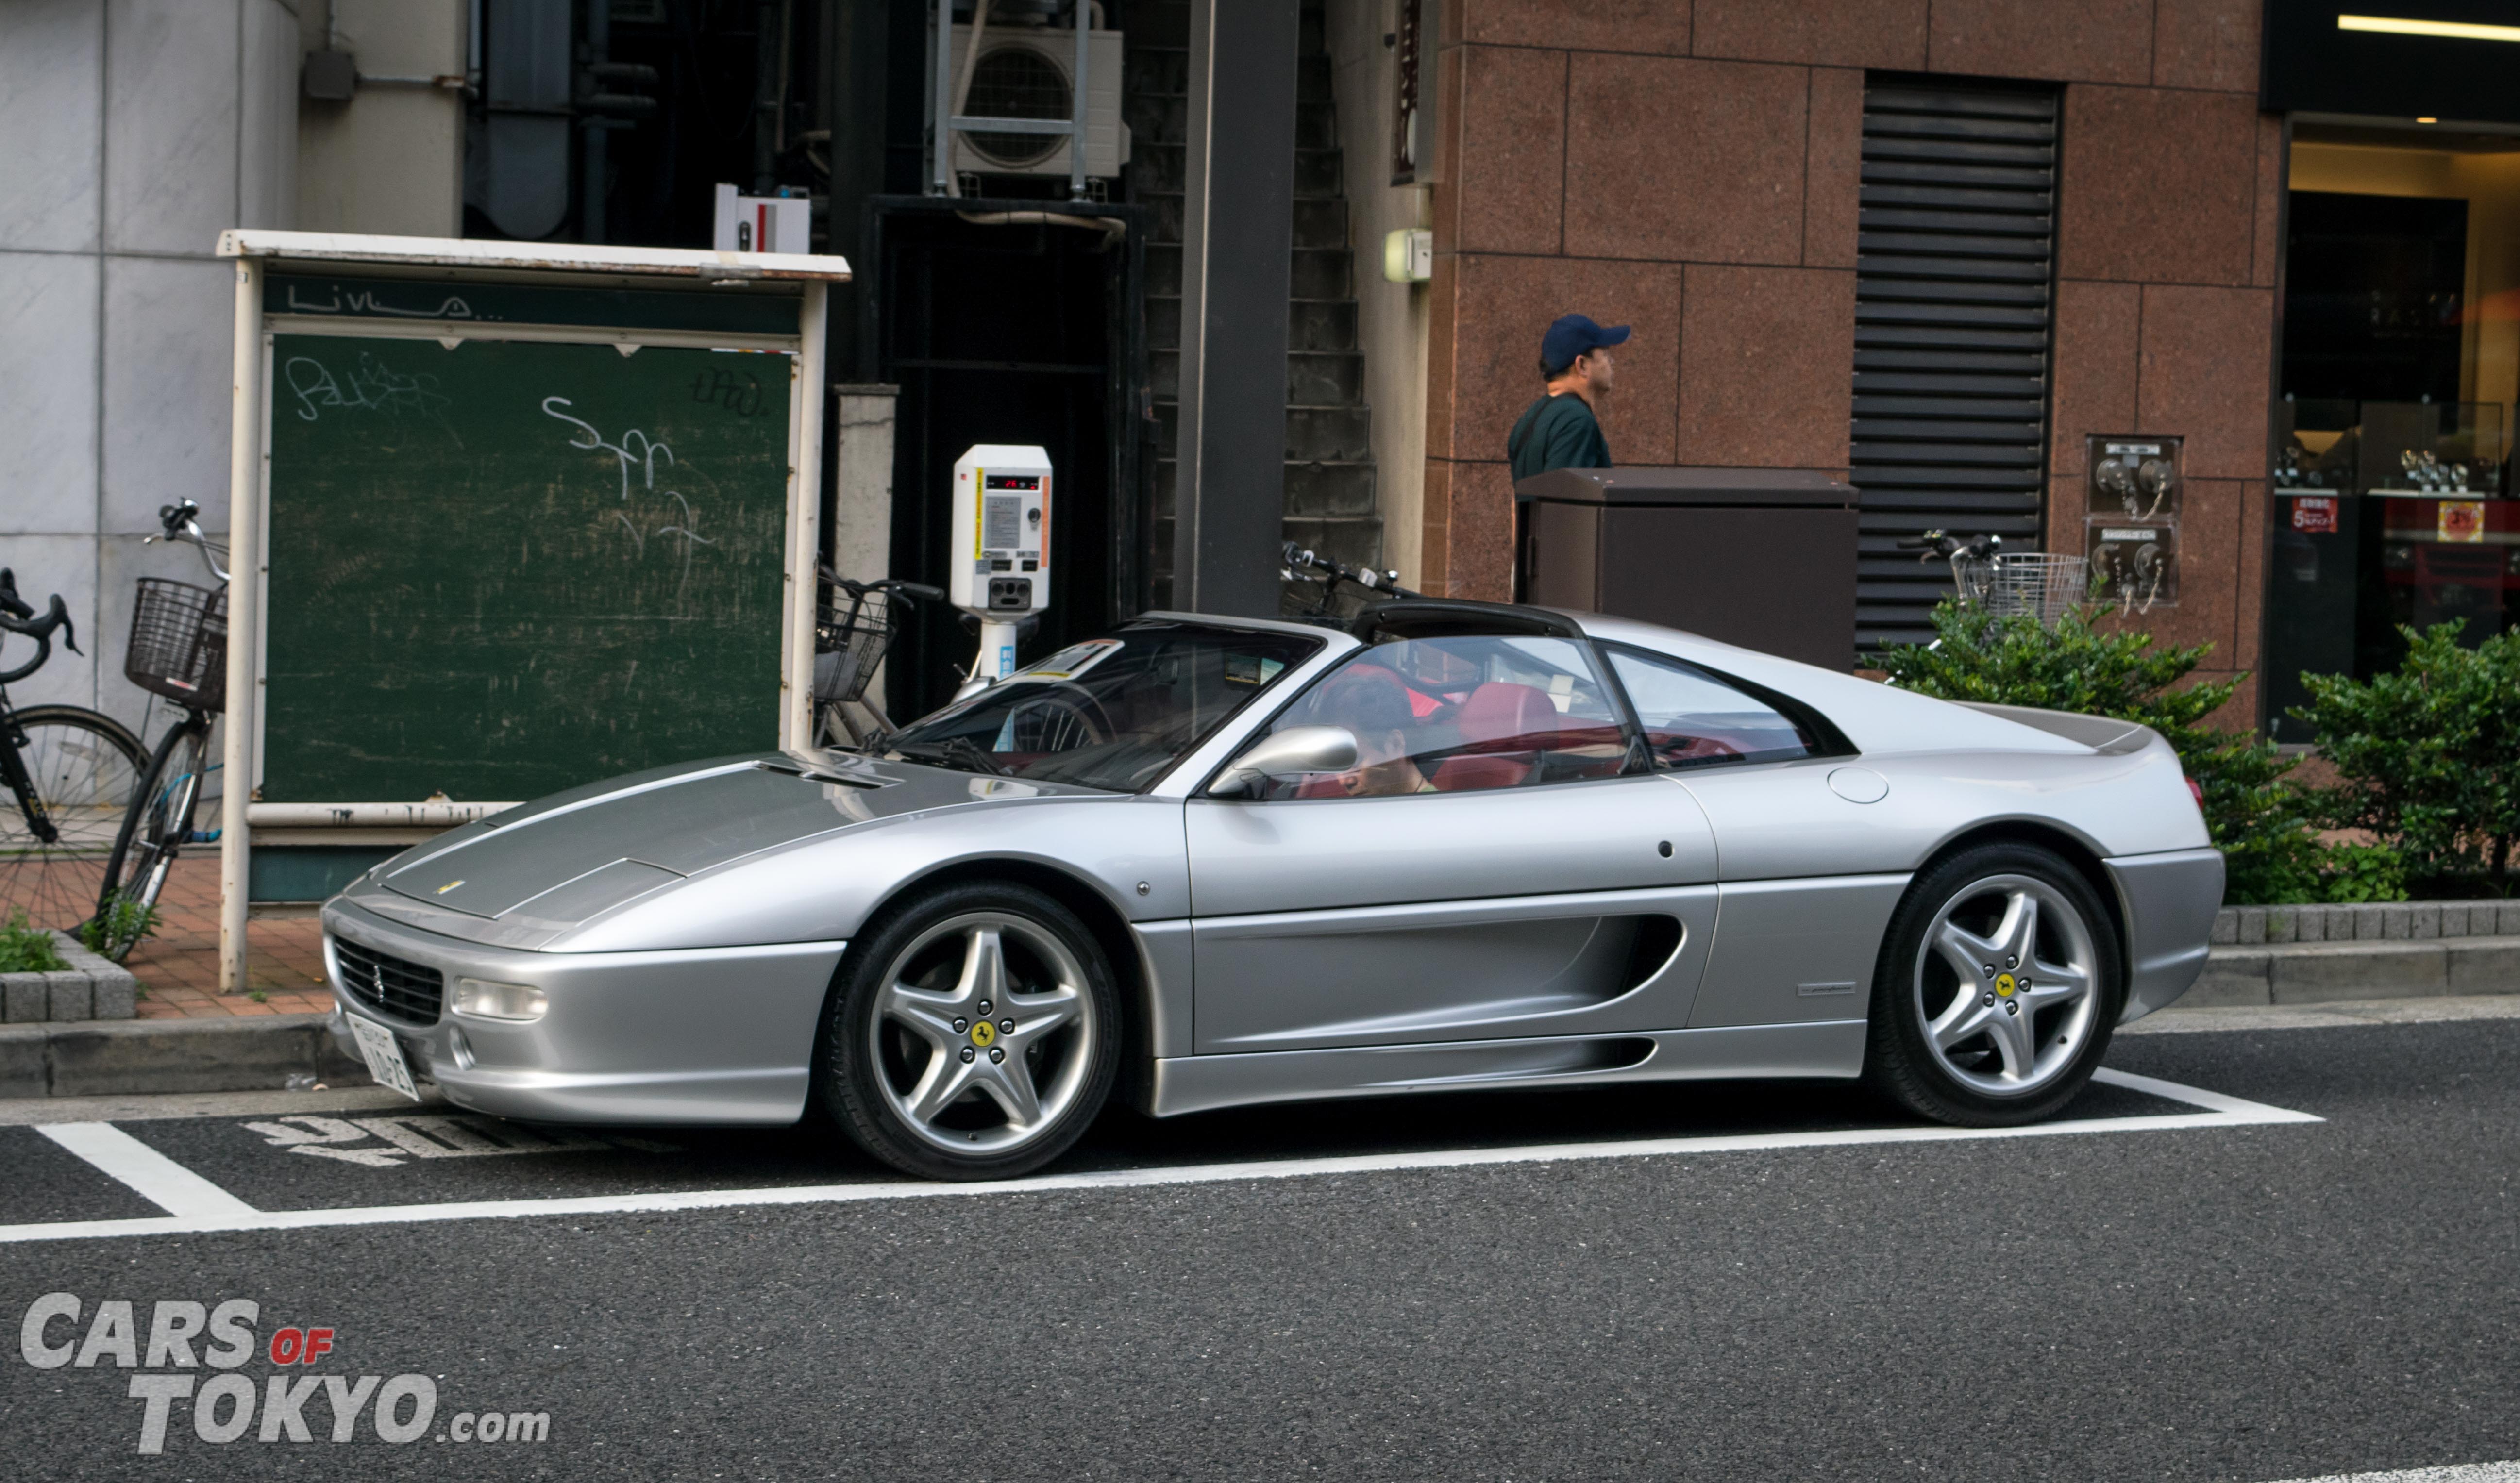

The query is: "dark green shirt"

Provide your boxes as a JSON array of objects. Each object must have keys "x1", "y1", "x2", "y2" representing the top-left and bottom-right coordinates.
[{"x1": 1506, "y1": 392, "x2": 1612, "y2": 483}]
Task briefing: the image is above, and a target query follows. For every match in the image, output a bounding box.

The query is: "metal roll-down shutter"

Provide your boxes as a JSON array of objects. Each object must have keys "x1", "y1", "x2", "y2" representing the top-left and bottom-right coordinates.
[{"x1": 1849, "y1": 79, "x2": 2061, "y2": 652}]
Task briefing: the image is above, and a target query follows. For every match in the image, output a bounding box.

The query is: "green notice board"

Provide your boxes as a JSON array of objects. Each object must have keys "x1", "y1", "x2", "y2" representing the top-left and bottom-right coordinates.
[{"x1": 262, "y1": 333, "x2": 793, "y2": 802}]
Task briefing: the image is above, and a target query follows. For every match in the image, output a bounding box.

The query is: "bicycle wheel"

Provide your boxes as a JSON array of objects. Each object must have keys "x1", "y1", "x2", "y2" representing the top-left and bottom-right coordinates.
[
  {"x1": 98, "y1": 716, "x2": 212, "y2": 942},
  {"x1": 0, "y1": 706, "x2": 147, "y2": 935}
]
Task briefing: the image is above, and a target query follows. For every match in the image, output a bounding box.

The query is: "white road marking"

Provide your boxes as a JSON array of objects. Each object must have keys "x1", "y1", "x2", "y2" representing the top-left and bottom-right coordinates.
[
  {"x1": 35, "y1": 1122, "x2": 258, "y2": 1219},
  {"x1": 0, "y1": 1070, "x2": 2315, "y2": 1246},
  {"x1": 2262, "y1": 1465, "x2": 2520, "y2": 1483}
]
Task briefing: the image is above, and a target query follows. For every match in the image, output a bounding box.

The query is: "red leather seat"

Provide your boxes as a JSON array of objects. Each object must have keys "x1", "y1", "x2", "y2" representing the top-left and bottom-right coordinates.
[{"x1": 1429, "y1": 682, "x2": 1561, "y2": 792}]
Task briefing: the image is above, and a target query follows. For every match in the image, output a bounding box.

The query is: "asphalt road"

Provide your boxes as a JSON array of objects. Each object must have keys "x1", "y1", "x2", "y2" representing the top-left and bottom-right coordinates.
[{"x1": 2, "y1": 1016, "x2": 2514, "y2": 1482}]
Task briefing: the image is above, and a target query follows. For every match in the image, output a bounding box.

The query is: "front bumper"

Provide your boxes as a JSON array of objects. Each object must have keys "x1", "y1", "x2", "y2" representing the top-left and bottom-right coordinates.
[
  {"x1": 321, "y1": 897, "x2": 846, "y2": 1126},
  {"x1": 2104, "y1": 846, "x2": 2225, "y2": 1023}
]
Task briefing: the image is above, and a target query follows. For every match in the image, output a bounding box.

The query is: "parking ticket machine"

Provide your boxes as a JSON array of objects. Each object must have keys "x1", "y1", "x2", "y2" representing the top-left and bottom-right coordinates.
[{"x1": 950, "y1": 444, "x2": 1053, "y2": 693}]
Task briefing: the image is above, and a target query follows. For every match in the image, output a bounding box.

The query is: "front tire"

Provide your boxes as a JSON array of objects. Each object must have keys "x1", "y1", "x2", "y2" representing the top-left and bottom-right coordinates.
[
  {"x1": 1864, "y1": 843, "x2": 2124, "y2": 1127},
  {"x1": 823, "y1": 882, "x2": 1120, "y2": 1181}
]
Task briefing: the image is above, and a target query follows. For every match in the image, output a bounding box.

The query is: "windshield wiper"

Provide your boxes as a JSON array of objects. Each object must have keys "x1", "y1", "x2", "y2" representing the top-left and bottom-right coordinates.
[{"x1": 887, "y1": 736, "x2": 1012, "y2": 777}]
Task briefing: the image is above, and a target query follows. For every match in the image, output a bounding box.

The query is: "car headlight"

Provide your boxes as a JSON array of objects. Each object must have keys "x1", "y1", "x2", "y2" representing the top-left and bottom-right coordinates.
[{"x1": 452, "y1": 978, "x2": 547, "y2": 1022}]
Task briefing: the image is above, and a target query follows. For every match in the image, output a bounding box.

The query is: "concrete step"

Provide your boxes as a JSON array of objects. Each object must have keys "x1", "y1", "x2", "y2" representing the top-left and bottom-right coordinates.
[
  {"x1": 1148, "y1": 402, "x2": 1373, "y2": 462},
  {"x1": 1284, "y1": 459, "x2": 1378, "y2": 517},
  {"x1": 2185, "y1": 938, "x2": 2520, "y2": 1008},
  {"x1": 1145, "y1": 245, "x2": 1348, "y2": 300},
  {"x1": 1130, "y1": 191, "x2": 1348, "y2": 249},
  {"x1": 0, "y1": 1012, "x2": 369, "y2": 1099},
  {"x1": 1123, "y1": 48, "x2": 1333, "y2": 105},
  {"x1": 1149, "y1": 347, "x2": 1362, "y2": 404},
  {"x1": 1281, "y1": 516, "x2": 1386, "y2": 570},
  {"x1": 1142, "y1": 296, "x2": 1356, "y2": 356},
  {"x1": 1149, "y1": 458, "x2": 1375, "y2": 519},
  {"x1": 1126, "y1": 143, "x2": 1343, "y2": 198},
  {"x1": 1130, "y1": 94, "x2": 1333, "y2": 151}
]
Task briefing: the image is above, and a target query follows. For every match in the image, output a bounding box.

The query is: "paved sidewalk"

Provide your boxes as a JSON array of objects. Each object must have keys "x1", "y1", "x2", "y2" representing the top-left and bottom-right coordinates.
[{"x1": 113, "y1": 859, "x2": 331, "y2": 1019}]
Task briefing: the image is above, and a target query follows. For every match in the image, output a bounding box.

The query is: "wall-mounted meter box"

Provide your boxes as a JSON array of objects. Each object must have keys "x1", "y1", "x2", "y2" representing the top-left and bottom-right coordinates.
[
  {"x1": 950, "y1": 444, "x2": 1053, "y2": 619},
  {"x1": 2086, "y1": 434, "x2": 2182, "y2": 521}
]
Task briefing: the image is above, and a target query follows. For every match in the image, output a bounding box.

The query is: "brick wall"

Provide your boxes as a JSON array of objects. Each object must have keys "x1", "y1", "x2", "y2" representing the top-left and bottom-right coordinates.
[{"x1": 1423, "y1": 0, "x2": 2279, "y2": 719}]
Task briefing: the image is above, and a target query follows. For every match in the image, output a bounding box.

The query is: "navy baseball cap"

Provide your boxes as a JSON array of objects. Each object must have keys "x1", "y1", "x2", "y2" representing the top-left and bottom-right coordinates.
[{"x1": 1541, "y1": 314, "x2": 1630, "y2": 371}]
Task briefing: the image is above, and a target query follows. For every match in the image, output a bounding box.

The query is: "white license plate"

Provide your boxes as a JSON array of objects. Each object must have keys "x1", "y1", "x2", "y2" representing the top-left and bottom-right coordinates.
[{"x1": 348, "y1": 1014, "x2": 421, "y2": 1102}]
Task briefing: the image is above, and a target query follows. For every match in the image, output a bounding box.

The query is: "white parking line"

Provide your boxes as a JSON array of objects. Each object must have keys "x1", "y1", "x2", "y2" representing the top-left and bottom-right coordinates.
[
  {"x1": 36, "y1": 1123, "x2": 259, "y2": 1219},
  {"x1": 2263, "y1": 1465, "x2": 2520, "y2": 1483},
  {"x1": 0, "y1": 1068, "x2": 2318, "y2": 1246}
]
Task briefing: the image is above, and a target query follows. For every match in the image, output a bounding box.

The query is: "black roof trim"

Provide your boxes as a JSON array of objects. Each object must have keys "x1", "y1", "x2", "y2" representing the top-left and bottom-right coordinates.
[{"x1": 1349, "y1": 599, "x2": 1585, "y2": 643}]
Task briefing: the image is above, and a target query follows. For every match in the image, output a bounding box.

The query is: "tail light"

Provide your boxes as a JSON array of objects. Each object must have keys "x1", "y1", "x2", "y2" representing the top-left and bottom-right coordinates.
[{"x1": 2185, "y1": 776, "x2": 2204, "y2": 809}]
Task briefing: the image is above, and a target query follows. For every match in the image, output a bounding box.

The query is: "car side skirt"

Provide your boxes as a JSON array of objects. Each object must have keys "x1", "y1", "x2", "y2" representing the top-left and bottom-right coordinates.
[{"x1": 1140, "y1": 1020, "x2": 1867, "y2": 1118}]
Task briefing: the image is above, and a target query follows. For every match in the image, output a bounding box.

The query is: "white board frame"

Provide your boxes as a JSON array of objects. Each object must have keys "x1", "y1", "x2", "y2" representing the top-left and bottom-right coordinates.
[{"x1": 215, "y1": 232, "x2": 847, "y2": 991}]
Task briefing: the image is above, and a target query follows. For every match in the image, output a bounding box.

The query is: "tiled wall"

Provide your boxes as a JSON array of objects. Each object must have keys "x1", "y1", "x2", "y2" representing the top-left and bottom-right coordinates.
[
  {"x1": 1421, "y1": 0, "x2": 2281, "y2": 716},
  {"x1": 0, "y1": 0, "x2": 296, "y2": 732}
]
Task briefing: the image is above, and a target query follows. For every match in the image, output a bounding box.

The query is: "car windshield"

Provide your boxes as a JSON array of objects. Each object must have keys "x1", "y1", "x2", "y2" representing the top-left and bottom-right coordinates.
[{"x1": 878, "y1": 621, "x2": 1324, "y2": 793}]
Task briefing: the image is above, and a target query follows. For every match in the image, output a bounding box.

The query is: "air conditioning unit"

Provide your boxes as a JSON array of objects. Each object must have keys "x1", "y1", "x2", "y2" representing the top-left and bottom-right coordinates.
[{"x1": 948, "y1": 23, "x2": 1130, "y2": 181}]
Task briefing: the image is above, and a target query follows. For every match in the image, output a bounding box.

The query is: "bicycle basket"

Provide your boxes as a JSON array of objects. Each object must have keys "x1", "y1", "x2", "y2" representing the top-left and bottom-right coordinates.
[
  {"x1": 1984, "y1": 553, "x2": 2090, "y2": 627},
  {"x1": 813, "y1": 582, "x2": 900, "y2": 704},
  {"x1": 125, "y1": 579, "x2": 227, "y2": 712}
]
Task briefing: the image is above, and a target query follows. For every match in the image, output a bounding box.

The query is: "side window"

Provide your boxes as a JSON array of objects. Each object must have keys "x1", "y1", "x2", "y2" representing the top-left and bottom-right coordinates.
[
  {"x1": 1258, "y1": 635, "x2": 1630, "y2": 799},
  {"x1": 1605, "y1": 648, "x2": 1820, "y2": 771}
]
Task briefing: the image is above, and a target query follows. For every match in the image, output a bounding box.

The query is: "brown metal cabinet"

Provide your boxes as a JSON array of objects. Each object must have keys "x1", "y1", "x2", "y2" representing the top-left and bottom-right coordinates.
[{"x1": 1517, "y1": 467, "x2": 1859, "y2": 670}]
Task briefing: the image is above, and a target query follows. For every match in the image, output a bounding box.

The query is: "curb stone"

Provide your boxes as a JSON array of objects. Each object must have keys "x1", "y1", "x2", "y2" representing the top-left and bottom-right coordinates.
[
  {"x1": 0, "y1": 1013, "x2": 370, "y2": 1099},
  {"x1": 2211, "y1": 899, "x2": 2520, "y2": 945},
  {"x1": 1, "y1": 932, "x2": 139, "y2": 1023},
  {"x1": 2179, "y1": 938, "x2": 2520, "y2": 1009}
]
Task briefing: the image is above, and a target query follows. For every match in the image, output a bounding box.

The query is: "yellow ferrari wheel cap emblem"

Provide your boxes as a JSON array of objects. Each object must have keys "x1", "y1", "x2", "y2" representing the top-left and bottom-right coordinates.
[
  {"x1": 970, "y1": 1020, "x2": 997, "y2": 1048},
  {"x1": 1994, "y1": 973, "x2": 2016, "y2": 998}
]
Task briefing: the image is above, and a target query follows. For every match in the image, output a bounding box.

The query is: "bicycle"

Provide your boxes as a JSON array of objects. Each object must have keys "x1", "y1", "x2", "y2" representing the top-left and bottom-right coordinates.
[
  {"x1": 0, "y1": 570, "x2": 148, "y2": 935},
  {"x1": 90, "y1": 501, "x2": 231, "y2": 956},
  {"x1": 1279, "y1": 541, "x2": 1419, "y2": 624},
  {"x1": 1895, "y1": 529, "x2": 2092, "y2": 628},
  {"x1": 812, "y1": 567, "x2": 943, "y2": 750}
]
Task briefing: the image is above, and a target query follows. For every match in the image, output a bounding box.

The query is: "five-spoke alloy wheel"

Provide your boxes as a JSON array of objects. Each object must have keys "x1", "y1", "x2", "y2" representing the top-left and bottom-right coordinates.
[
  {"x1": 1865, "y1": 843, "x2": 2124, "y2": 1126},
  {"x1": 825, "y1": 882, "x2": 1119, "y2": 1180}
]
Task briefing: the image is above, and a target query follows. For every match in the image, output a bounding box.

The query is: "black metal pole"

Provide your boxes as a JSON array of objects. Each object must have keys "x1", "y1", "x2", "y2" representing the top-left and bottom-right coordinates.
[{"x1": 1169, "y1": 0, "x2": 1298, "y2": 618}]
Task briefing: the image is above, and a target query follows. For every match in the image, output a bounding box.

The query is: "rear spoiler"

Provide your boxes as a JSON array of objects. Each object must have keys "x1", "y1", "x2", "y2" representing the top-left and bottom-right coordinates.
[{"x1": 1950, "y1": 701, "x2": 2154, "y2": 754}]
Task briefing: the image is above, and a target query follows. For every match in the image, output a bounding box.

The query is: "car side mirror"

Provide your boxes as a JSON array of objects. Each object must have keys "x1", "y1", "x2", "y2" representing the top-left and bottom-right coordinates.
[{"x1": 1208, "y1": 726, "x2": 1360, "y2": 799}]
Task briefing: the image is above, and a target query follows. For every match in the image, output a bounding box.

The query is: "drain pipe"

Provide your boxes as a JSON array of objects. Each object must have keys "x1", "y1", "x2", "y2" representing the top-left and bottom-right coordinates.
[{"x1": 954, "y1": 209, "x2": 1126, "y2": 247}]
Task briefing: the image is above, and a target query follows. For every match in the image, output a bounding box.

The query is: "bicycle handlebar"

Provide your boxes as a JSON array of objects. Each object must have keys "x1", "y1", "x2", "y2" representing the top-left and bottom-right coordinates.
[
  {"x1": 0, "y1": 569, "x2": 30, "y2": 622},
  {"x1": 819, "y1": 566, "x2": 945, "y2": 604},
  {"x1": 1894, "y1": 530, "x2": 2002, "y2": 561},
  {"x1": 1282, "y1": 541, "x2": 1420, "y2": 600},
  {"x1": 0, "y1": 583, "x2": 78, "y2": 685}
]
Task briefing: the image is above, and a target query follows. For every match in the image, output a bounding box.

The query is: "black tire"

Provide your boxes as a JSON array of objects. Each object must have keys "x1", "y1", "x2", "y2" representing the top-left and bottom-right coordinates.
[
  {"x1": 97, "y1": 717, "x2": 212, "y2": 950},
  {"x1": 823, "y1": 881, "x2": 1121, "y2": 1181},
  {"x1": 0, "y1": 706, "x2": 147, "y2": 935},
  {"x1": 1863, "y1": 842, "x2": 2125, "y2": 1127}
]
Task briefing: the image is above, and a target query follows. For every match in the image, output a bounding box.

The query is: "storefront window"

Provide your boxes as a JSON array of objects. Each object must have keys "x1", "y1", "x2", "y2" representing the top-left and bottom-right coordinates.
[{"x1": 2268, "y1": 128, "x2": 2520, "y2": 741}]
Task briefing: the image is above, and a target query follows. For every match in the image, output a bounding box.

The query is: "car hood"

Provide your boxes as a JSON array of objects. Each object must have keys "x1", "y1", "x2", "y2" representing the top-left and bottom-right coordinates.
[{"x1": 336, "y1": 751, "x2": 1100, "y2": 943}]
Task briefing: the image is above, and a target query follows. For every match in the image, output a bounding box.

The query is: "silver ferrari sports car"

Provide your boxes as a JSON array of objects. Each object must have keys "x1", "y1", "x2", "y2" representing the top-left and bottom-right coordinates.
[{"x1": 321, "y1": 599, "x2": 2223, "y2": 1180}]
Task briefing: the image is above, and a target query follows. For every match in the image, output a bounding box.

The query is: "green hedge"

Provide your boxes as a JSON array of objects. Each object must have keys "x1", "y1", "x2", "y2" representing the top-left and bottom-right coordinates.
[{"x1": 1875, "y1": 605, "x2": 2515, "y2": 904}]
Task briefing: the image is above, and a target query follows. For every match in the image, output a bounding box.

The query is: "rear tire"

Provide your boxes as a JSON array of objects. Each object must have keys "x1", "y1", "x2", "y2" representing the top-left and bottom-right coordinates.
[
  {"x1": 1864, "y1": 843, "x2": 2124, "y2": 1127},
  {"x1": 823, "y1": 882, "x2": 1120, "y2": 1181}
]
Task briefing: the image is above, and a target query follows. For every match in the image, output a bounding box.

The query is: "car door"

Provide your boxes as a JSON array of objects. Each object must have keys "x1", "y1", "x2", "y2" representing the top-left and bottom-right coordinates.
[
  {"x1": 1185, "y1": 633, "x2": 1719, "y2": 1054},
  {"x1": 1592, "y1": 645, "x2": 1914, "y2": 1032}
]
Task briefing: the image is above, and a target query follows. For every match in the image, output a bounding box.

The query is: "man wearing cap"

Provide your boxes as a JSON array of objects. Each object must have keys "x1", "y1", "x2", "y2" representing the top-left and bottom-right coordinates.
[{"x1": 1507, "y1": 314, "x2": 1629, "y2": 482}]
